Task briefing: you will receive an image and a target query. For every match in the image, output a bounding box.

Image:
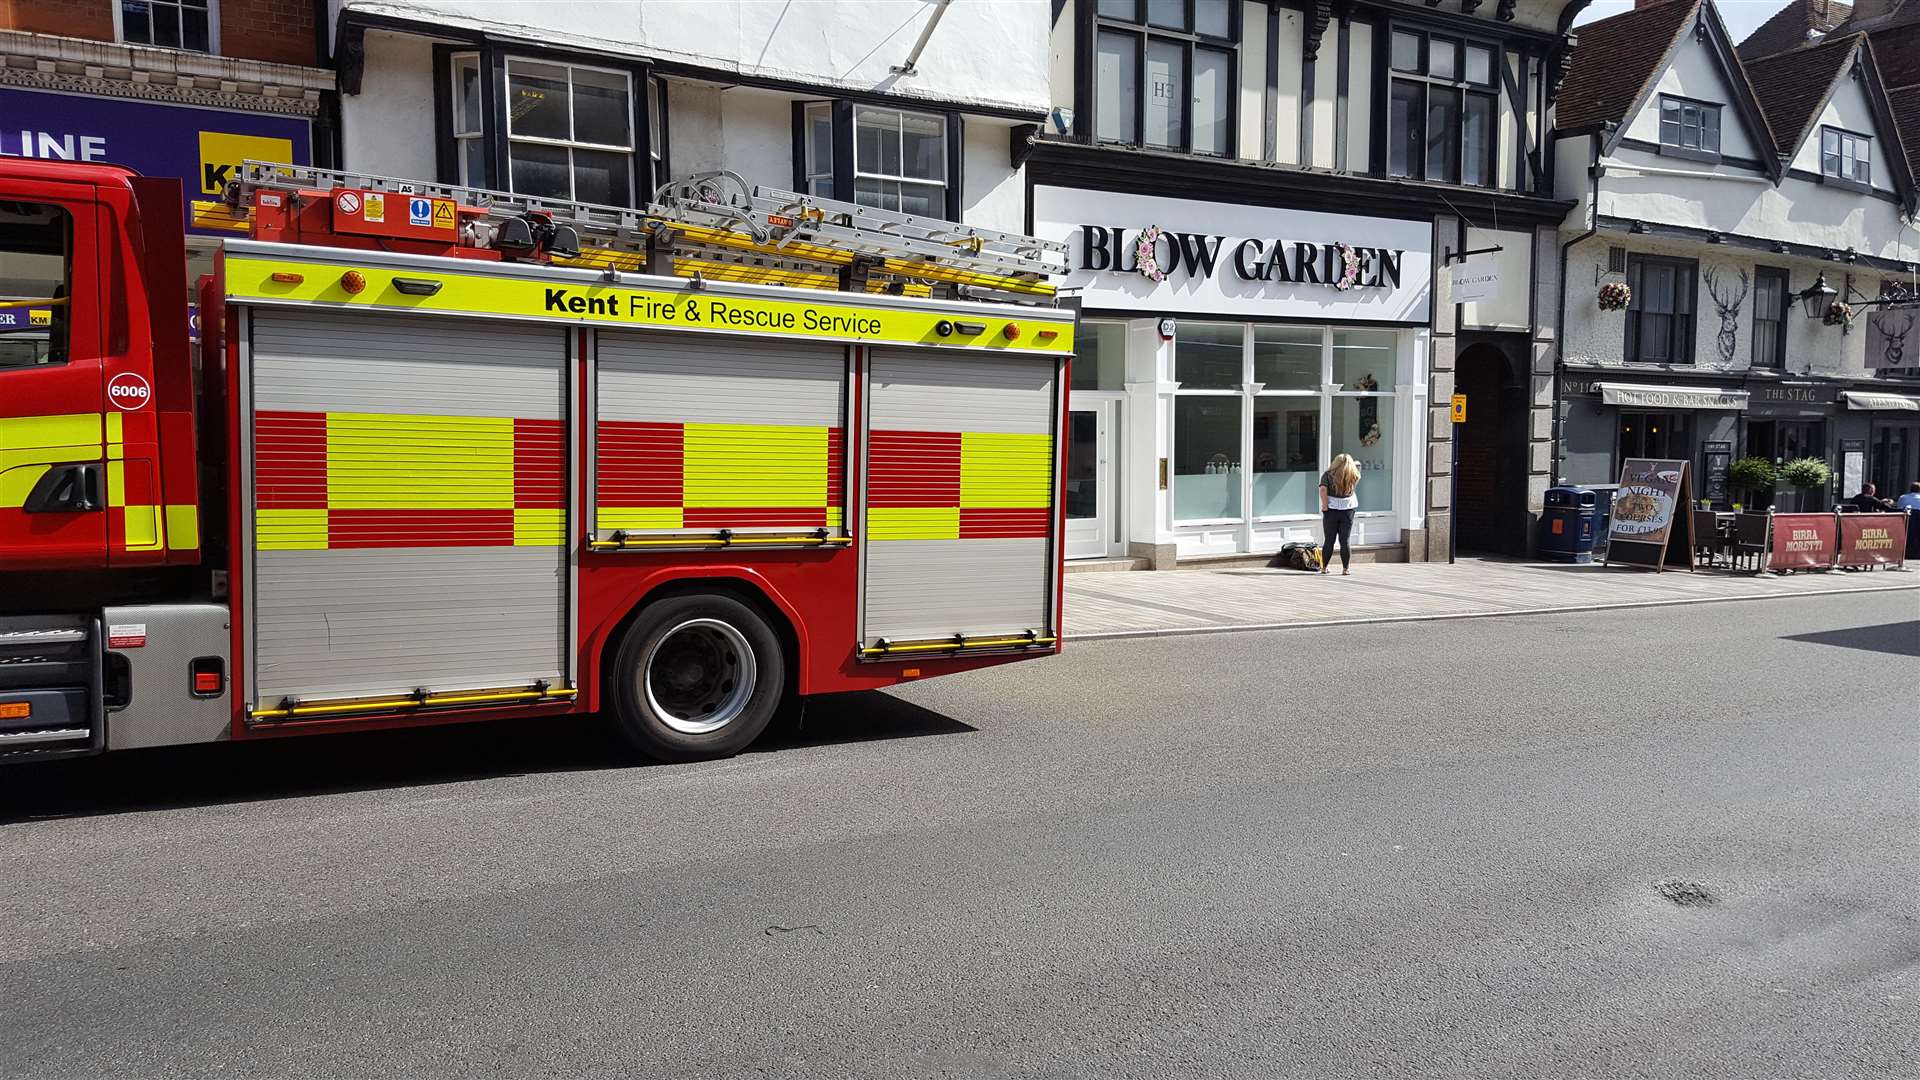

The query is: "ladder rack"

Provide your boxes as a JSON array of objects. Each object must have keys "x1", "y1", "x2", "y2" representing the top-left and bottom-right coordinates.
[{"x1": 227, "y1": 162, "x2": 1068, "y2": 304}]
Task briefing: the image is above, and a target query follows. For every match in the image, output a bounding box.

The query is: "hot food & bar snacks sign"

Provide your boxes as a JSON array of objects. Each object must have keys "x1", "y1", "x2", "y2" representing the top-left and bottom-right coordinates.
[{"x1": 1032, "y1": 186, "x2": 1431, "y2": 324}]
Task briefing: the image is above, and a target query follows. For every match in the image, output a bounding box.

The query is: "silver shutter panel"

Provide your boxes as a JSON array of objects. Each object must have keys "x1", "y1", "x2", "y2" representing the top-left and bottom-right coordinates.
[
  {"x1": 248, "y1": 310, "x2": 569, "y2": 706},
  {"x1": 862, "y1": 349, "x2": 1059, "y2": 647}
]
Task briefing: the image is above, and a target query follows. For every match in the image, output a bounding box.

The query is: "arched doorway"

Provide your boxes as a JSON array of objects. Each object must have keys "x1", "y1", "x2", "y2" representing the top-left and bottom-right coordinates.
[{"x1": 1453, "y1": 340, "x2": 1528, "y2": 555}]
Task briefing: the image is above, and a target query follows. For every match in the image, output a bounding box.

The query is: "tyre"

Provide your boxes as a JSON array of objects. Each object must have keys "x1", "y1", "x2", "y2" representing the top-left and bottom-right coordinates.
[{"x1": 606, "y1": 593, "x2": 787, "y2": 762}]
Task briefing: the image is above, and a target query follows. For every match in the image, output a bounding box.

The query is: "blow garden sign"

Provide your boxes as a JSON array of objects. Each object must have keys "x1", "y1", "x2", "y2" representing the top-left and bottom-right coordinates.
[{"x1": 1032, "y1": 186, "x2": 1432, "y2": 324}]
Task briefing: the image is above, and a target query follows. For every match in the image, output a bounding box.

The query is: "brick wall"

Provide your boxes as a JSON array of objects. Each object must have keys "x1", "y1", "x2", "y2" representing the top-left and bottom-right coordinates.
[{"x1": 0, "y1": 0, "x2": 318, "y2": 67}]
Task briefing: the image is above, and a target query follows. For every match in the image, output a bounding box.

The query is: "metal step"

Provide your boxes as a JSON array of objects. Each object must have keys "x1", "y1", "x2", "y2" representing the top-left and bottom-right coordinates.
[
  {"x1": 0, "y1": 615, "x2": 104, "y2": 763},
  {"x1": 0, "y1": 726, "x2": 91, "y2": 746}
]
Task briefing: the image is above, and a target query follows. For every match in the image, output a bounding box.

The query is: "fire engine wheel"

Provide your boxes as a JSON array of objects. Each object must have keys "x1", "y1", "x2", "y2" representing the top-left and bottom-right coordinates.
[{"x1": 609, "y1": 595, "x2": 786, "y2": 761}]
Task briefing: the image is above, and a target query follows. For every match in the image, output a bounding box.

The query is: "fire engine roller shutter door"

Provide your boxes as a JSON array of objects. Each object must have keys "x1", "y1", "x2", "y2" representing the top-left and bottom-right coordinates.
[
  {"x1": 248, "y1": 310, "x2": 568, "y2": 705},
  {"x1": 862, "y1": 349, "x2": 1058, "y2": 647},
  {"x1": 593, "y1": 332, "x2": 847, "y2": 535}
]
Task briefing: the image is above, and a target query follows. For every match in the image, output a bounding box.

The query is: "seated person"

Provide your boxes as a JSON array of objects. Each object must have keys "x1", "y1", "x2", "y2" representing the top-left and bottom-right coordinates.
[
  {"x1": 1847, "y1": 483, "x2": 1895, "y2": 512},
  {"x1": 1897, "y1": 482, "x2": 1920, "y2": 513}
]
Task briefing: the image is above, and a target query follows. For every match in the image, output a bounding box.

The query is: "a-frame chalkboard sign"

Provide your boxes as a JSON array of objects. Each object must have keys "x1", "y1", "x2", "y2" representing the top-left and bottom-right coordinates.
[{"x1": 1604, "y1": 458, "x2": 1697, "y2": 572}]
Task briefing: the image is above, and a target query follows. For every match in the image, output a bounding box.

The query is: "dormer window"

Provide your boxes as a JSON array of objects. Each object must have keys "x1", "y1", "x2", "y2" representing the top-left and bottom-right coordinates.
[
  {"x1": 1820, "y1": 126, "x2": 1871, "y2": 188},
  {"x1": 1657, "y1": 95, "x2": 1720, "y2": 161}
]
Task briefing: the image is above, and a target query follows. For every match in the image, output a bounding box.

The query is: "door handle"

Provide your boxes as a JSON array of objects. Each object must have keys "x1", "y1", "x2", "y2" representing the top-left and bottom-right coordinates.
[{"x1": 23, "y1": 462, "x2": 103, "y2": 513}]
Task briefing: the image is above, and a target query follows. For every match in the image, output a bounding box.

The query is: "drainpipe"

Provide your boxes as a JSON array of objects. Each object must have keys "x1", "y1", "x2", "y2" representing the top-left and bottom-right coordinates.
[{"x1": 1552, "y1": 132, "x2": 1603, "y2": 487}]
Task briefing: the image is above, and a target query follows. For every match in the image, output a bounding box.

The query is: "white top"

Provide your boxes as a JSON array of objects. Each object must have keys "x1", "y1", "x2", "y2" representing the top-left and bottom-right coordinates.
[{"x1": 1327, "y1": 494, "x2": 1358, "y2": 511}]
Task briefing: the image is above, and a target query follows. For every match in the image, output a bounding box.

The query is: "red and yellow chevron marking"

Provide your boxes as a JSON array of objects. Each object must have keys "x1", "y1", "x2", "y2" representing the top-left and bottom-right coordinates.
[
  {"x1": 865, "y1": 429, "x2": 1053, "y2": 541},
  {"x1": 253, "y1": 411, "x2": 564, "y2": 550},
  {"x1": 0, "y1": 411, "x2": 195, "y2": 557},
  {"x1": 596, "y1": 422, "x2": 846, "y2": 532}
]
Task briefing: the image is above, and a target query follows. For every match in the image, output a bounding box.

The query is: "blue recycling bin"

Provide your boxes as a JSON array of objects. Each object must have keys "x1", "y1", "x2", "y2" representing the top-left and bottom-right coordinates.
[{"x1": 1538, "y1": 485, "x2": 1599, "y2": 562}]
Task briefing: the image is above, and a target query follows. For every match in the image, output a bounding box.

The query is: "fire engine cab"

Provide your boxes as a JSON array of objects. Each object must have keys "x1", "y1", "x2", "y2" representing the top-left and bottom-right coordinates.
[{"x1": 0, "y1": 159, "x2": 1074, "y2": 763}]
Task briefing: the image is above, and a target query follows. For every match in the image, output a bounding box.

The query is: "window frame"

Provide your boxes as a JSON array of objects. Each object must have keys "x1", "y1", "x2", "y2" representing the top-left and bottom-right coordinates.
[
  {"x1": 115, "y1": 0, "x2": 219, "y2": 54},
  {"x1": 1751, "y1": 266, "x2": 1789, "y2": 369},
  {"x1": 501, "y1": 56, "x2": 638, "y2": 205},
  {"x1": 1384, "y1": 24, "x2": 1500, "y2": 188},
  {"x1": 1819, "y1": 125, "x2": 1872, "y2": 191},
  {"x1": 1623, "y1": 253, "x2": 1698, "y2": 364},
  {"x1": 1090, "y1": 0, "x2": 1241, "y2": 158},
  {"x1": 433, "y1": 46, "x2": 666, "y2": 207},
  {"x1": 0, "y1": 201, "x2": 80, "y2": 371},
  {"x1": 1656, "y1": 93, "x2": 1722, "y2": 164},
  {"x1": 850, "y1": 105, "x2": 950, "y2": 218},
  {"x1": 791, "y1": 100, "x2": 965, "y2": 221}
]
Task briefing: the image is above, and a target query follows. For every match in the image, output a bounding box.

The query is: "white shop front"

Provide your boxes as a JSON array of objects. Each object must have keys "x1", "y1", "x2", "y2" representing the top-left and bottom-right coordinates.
[{"x1": 1033, "y1": 186, "x2": 1433, "y2": 564}]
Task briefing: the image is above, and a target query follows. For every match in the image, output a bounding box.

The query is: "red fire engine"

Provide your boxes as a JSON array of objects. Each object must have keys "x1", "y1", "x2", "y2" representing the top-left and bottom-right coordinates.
[{"x1": 0, "y1": 159, "x2": 1074, "y2": 763}]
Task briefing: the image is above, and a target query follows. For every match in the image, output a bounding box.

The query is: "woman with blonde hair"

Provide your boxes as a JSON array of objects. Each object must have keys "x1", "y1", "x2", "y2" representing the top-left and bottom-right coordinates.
[{"x1": 1318, "y1": 454, "x2": 1362, "y2": 575}]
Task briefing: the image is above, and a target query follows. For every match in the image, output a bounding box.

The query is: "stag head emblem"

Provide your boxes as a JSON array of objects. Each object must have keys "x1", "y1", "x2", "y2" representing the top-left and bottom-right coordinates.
[
  {"x1": 1878, "y1": 313, "x2": 1915, "y2": 368},
  {"x1": 1703, "y1": 266, "x2": 1749, "y2": 364}
]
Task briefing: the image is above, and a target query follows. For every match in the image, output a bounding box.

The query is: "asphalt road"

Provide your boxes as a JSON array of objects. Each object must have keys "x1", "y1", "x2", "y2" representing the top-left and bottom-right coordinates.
[{"x1": 3, "y1": 592, "x2": 1917, "y2": 1079}]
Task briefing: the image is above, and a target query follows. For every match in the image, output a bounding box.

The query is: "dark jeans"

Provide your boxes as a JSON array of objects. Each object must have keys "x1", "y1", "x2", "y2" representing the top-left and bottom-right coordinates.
[{"x1": 1322, "y1": 508, "x2": 1354, "y2": 570}]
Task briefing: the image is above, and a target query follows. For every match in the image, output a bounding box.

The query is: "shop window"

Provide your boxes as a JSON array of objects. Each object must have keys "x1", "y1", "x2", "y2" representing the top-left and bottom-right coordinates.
[
  {"x1": 1745, "y1": 419, "x2": 1825, "y2": 463},
  {"x1": 1253, "y1": 325, "x2": 1321, "y2": 390},
  {"x1": 1624, "y1": 254, "x2": 1696, "y2": 363},
  {"x1": 797, "y1": 103, "x2": 959, "y2": 219},
  {"x1": 1173, "y1": 396, "x2": 1243, "y2": 521},
  {"x1": 1332, "y1": 396, "x2": 1394, "y2": 512},
  {"x1": 1387, "y1": 29, "x2": 1497, "y2": 187},
  {"x1": 1174, "y1": 322, "x2": 1244, "y2": 388},
  {"x1": 1870, "y1": 423, "x2": 1914, "y2": 497},
  {"x1": 1331, "y1": 328, "x2": 1398, "y2": 390},
  {"x1": 1751, "y1": 267, "x2": 1788, "y2": 368},
  {"x1": 505, "y1": 59, "x2": 635, "y2": 205},
  {"x1": 1820, "y1": 127, "x2": 1871, "y2": 188},
  {"x1": 0, "y1": 203, "x2": 73, "y2": 370},
  {"x1": 1252, "y1": 398, "x2": 1320, "y2": 516},
  {"x1": 120, "y1": 0, "x2": 213, "y2": 53},
  {"x1": 1617, "y1": 412, "x2": 1693, "y2": 462},
  {"x1": 1073, "y1": 321, "x2": 1129, "y2": 392},
  {"x1": 451, "y1": 54, "x2": 487, "y2": 189},
  {"x1": 1093, "y1": 0, "x2": 1237, "y2": 156},
  {"x1": 1657, "y1": 96, "x2": 1721, "y2": 159}
]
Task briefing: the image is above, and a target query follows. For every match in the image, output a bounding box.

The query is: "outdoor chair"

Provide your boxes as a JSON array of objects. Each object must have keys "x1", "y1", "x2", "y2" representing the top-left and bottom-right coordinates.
[
  {"x1": 1731, "y1": 511, "x2": 1771, "y2": 573},
  {"x1": 1690, "y1": 509, "x2": 1727, "y2": 568}
]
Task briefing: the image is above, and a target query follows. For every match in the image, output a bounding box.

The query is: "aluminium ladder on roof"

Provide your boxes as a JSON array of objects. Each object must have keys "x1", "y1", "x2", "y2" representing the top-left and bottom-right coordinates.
[{"x1": 228, "y1": 161, "x2": 1068, "y2": 302}]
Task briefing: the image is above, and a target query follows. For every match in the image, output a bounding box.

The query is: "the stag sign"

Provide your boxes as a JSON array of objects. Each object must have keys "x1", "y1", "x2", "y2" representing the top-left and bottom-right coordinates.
[
  {"x1": 1867, "y1": 310, "x2": 1917, "y2": 369},
  {"x1": 1703, "y1": 266, "x2": 1749, "y2": 363}
]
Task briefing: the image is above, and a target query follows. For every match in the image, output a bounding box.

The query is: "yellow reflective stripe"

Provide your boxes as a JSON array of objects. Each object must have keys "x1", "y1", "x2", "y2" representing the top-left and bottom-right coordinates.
[
  {"x1": 683, "y1": 423, "x2": 828, "y2": 508},
  {"x1": 513, "y1": 507, "x2": 565, "y2": 546},
  {"x1": 868, "y1": 506, "x2": 959, "y2": 541},
  {"x1": 826, "y1": 506, "x2": 843, "y2": 529},
  {"x1": 225, "y1": 256, "x2": 1075, "y2": 354},
  {"x1": 326, "y1": 413, "x2": 514, "y2": 510},
  {"x1": 106, "y1": 412, "x2": 124, "y2": 460},
  {"x1": 257, "y1": 508, "x2": 327, "y2": 550},
  {"x1": 598, "y1": 506, "x2": 684, "y2": 531},
  {"x1": 122, "y1": 504, "x2": 162, "y2": 550},
  {"x1": 0, "y1": 464, "x2": 48, "y2": 507},
  {"x1": 0, "y1": 415, "x2": 101, "y2": 500},
  {"x1": 165, "y1": 504, "x2": 200, "y2": 550},
  {"x1": 960, "y1": 432, "x2": 1054, "y2": 509}
]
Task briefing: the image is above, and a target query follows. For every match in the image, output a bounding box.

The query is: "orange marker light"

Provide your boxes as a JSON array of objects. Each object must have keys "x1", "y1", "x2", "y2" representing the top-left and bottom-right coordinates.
[
  {"x1": 1035, "y1": 329, "x2": 1059, "y2": 341},
  {"x1": 0, "y1": 701, "x2": 29, "y2": 719},
  {"x1": 269, "y1": 272, "x2": 305, "y2": 284},
  {"x1": 1002, "y1": 323, "x2": 1022, "y2": 341},
  {"x1": 901, "y1": 668, "x2": 922, "y2": 678},
  {"x1": 340, "y1": 270, "x2": 368, "y2": 294}
]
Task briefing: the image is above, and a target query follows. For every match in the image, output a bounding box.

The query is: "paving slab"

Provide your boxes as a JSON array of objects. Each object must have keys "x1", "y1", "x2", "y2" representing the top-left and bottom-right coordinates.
[{"x1": 1065, "y1": 556, "x2": 1919, "y2": 639}]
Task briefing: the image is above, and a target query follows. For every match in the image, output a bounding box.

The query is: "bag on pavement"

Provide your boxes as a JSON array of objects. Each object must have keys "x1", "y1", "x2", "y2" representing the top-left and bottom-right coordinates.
[{"x1": 1274, "y1": 542, "x2": 1322, "y2": 572}]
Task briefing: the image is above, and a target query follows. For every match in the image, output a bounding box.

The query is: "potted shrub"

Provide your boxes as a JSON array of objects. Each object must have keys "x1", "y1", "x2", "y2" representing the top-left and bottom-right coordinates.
[
  {"x1": 1728, "y1": 456, "x2": 1777, "y2": 510},
  {"x1": 1779, "y1": 456, "x2": 1832, "y2": 511}
]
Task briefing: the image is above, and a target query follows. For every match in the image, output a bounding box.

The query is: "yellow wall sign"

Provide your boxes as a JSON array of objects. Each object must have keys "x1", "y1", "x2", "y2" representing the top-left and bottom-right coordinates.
[
  {"x1": 197, "y1": 132, "x2": 295, "y2": 195},
  {"x1": 224, "y1": 255, "x2": 1075, "y2": 354},
  {"x1": 1451, "y1": 393, "x2": 1467, "y2": 424}
]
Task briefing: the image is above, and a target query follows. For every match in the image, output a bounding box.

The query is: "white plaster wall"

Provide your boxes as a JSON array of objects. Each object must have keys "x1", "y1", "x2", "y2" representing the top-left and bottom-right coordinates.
[
  {"x1": 1309, "y1": 33, "x2": 1338, "y2": 169},
  {"x1": 1238, "y1": 0, "x2": 1266, "y2": 161},
  {"x1": 1619, "y1": 24, "x2": 1761, "y2": 162},
  {"x1": 1348, "y1": 22, "x2": 1372, "y2": 174},
  {"x1": 963, "y1": 119, "x2": 1024, "y2": 234},
  {"x1": 1049, "y1": 0, "x2": 1074, "y2": 125},
  {"x1": 666, "y1": 80, "x2": 725, "y2": 179},
  {"x1": 343, "y1": 0, "x2": 1051, "y2": 114},
  {"x1": 339, "y1": 29, "x2": 437, "y2": 179},
  {"x1": 1553, "y1": 133, "x2": 1597, "y2": 217},
  {"x1": 1499, "y1": 48, "x2": 1521, "y2": 190},
  {"x1": 1560, "y1": 237, "x2": 1896, "y2": 377},
  {"x1": 1273, "y1": 8, "x2": 1302, "y2": 165},
  {"x1": 1599, "y1": 144, "x2": 1918, "y2": 262},
  {"x1": 1786, "y1": 71, "x2": 1900, "y2": 194},
  {"x1": 717, "y1": 88, "x2": 797, "y2": 193}
]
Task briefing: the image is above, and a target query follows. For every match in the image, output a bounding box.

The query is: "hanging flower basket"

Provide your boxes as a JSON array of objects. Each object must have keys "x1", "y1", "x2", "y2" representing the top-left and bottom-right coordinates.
[
  {"x1": 1331, "y1": 242, "x2": 1362, "y2": 292},
  {"x1": 1133, "y1": 225, "x2": 1167, "y2": 283},
  {"x1": 1597, "y1": 281, "x2": 1631, "y2": 311},
  {"x1": 1823, "y1": 300, "x2": 1854, "y2": 327}
]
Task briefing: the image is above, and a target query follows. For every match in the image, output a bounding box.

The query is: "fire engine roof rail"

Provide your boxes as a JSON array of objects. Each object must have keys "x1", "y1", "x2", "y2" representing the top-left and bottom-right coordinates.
[{"x1": 648, "y1": 170, "x2": 1070, "y2": 282}]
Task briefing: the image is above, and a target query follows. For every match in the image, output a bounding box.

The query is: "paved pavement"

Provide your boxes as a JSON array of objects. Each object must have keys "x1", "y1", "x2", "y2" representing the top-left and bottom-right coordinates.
[
  {"x1": 1068, "y1": 555, "x2": 1918, "y2": 638},
  {"x1": 3, "y1": 592, "x2": 1916, "y2": 1079}
]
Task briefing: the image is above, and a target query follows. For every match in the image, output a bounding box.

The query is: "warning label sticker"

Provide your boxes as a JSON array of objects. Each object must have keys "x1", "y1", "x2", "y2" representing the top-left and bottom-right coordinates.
[
  {"x1": 364, "y1": 193, "x2": 386, "y2": 223},
  {"x1": 107, "y1": 623, "x2": 148, "y2": 649},
  {"x1": 409, "y1": 196, "x2": 432, "y2": 227},
  {"x1": 432, "y1": 200, "x2": 456, "y2": 229}
]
